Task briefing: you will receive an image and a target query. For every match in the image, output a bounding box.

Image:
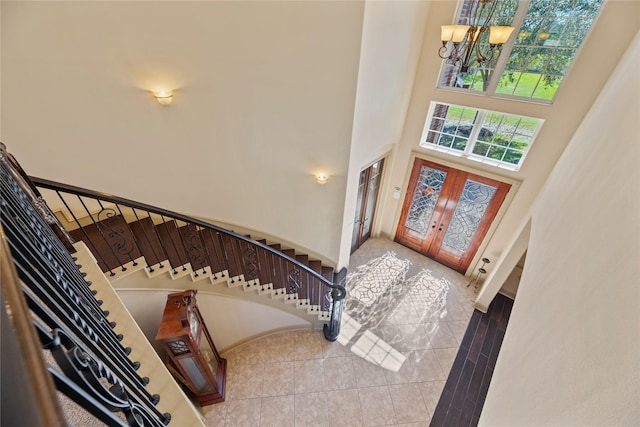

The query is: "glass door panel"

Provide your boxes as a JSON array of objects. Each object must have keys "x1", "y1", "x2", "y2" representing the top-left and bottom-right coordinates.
[
  {"x1": 404, "y1": 166, "x2": 447, "y2": 237},
  {"x1": 351, "y1": 170, "x2": 366, "y2": 253},
  {"x1": 395, "y1": 158, "x2": 510, "y2": 273},
  {"x1": 361, "y1": 161, "x2": 383, "y2": 239},
  {"x1": 442, "y1": 180, "x2": 497, "y2": 253},
  {"x1": 351, "y1": 159, "x2": 385, "y2": 253}
]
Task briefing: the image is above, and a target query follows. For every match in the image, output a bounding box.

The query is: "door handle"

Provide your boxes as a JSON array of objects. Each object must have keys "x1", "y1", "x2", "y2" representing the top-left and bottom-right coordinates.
[
  {"x1": 431, "y1": 221, "x2": 437, "y2": 229},
  {"x1": 438, "y1": 224, "x2": 443, "y2": 231}
]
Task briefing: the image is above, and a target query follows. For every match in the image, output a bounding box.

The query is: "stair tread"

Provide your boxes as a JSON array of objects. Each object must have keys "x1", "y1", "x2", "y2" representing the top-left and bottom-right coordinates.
[
  {"x1": 65, "y1": 208, "x2": 335, "y2": 317},
  {"x1": 321, "y1": 266, "x2": 334, "y2": 282},
  {"x1": 308, "y1": 260, "x2": 322, "y2": 273},
  {"x1": 69, "y1": 214, "x2": 143, "y2": 273},
  {"x1": 268, "y1": 243, "x2": 281, "y2": 251},
  {"x1": 156, "y1": 220, "x2": 190, "y2": 271},
  {"x1": 198, "y1": 229, "x2": 227, "y2": 277},
  {"x1": 129, "y1": 216, "x2": 165, "y2": 268}
]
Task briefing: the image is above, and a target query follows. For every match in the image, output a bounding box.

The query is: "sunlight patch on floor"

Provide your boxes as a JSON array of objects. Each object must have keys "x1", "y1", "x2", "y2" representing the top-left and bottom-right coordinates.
[
  {"x1": 337, "y1": 251, "x2": 451, "y2": 371},
  {"x1": 350, "y1": 330, "x2": 406, "y2": 372}
]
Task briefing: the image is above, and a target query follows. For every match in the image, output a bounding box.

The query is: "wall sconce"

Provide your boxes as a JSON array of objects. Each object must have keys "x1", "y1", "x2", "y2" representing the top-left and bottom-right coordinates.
[
  {"x1": 152, "y1": 90, "x2": 173, "y2": 106},
  {"x1": 315, "y1": 173, "x2": 329, "y2": 185}
]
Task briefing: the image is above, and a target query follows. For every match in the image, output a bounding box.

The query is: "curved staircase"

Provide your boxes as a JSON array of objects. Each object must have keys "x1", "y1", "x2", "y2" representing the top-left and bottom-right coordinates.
[{"x1": 31, "y1": 177, "x2": 346, "y2": 338}]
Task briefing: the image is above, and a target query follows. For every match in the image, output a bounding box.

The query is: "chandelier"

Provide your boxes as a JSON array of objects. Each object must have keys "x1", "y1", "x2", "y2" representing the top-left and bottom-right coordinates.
[{"x1": 438, "y1": 0, "x2": 515, "y2": 74}]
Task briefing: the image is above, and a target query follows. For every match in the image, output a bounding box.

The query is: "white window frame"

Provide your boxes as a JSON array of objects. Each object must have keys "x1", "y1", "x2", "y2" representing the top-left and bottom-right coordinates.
[{"x1": 419, "y1": 102, "x2": 544, "y2": 171}]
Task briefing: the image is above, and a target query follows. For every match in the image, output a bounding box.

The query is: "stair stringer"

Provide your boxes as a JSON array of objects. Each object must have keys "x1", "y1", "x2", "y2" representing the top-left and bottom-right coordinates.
[
  {"x1": 108, "y1": 253, "x2": 333, "y2": 323},
  {"x1": 105, "y1": 262, "x2": 329, "y2": 351}
]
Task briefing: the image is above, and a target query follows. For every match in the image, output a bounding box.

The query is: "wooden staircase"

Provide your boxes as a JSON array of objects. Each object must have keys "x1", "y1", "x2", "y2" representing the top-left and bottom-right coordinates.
[
  {"x1": 28, "y1": 181, "x2": 345, "y2": 331},
  {"x1": 65, "y1": 213, "x2": 336, "y2": 322}
]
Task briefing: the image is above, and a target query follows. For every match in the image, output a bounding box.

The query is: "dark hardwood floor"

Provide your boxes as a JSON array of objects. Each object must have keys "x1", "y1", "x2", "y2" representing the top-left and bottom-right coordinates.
[{"x1": 430, "y1": 292, "x2": 514, "y2": 426}]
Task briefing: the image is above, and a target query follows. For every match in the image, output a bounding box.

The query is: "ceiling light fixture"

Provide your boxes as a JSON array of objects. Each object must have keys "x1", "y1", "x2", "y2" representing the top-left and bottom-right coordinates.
[
  {"x1": 152, "y1": 90, "x2": 173, "y2": 106},
  {"x1": 438, "y1": 0, "x2": 514, "y2": 74}
]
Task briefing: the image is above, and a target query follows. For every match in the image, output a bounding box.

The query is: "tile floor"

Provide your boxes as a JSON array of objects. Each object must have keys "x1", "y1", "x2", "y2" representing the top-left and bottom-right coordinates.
[{"x1": 202, "y1": 238, "x2": 477, "y2": 426}]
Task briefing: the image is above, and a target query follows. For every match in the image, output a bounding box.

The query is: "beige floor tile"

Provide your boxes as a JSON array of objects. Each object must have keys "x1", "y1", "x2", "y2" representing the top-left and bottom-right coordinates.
[
  {"x1": 433, "y1": 347, "x2": 458, "y2": 374},
  {"x1": 358, "y1": 385, "x2": 397, "y2": 426},
  {"x1": 418, "y1": 380, "x2": 446, "y2": 415},
  {"x1": 260, "y1": 395, "x2": 294, "y2": 427},
  {"x1": 294, "y1": 329, "x2": 325, "y2": 360},
  {"x1": 446, "y1": 320, "x2": 470, "y2": 345},
  {"x1": 322, "y1": 337, "x2": 352, "y2": 358},
  {"x1": 389, "y1": 383, "x2": 430, "y2": 424},
  {"x1": 261, "y1": 360, "x2": 294, "y2": 397},
  {"x1": 223, "y1": 398, "x2": 261, "y2": 427},
  {"x1": 383, "y1": 352, "x2": 415, "y2": 385},
  {"x1": 423, "y1": 321, "x2": 458, "y2": 349},
  {"x1": 202, "y1": 400, "x2": 227, "y2": 426},
  {"x1": 351, "y1": 356, "x2": 388, "y2": 388},
  {"x1": 294, "y1": 358, "x2": 325, "y2": 393},
  {"x1": 325, "y1": 389, "x2": 364, "y2": 427},
  {"x1": 260, "y1": 331, "x2": 295, "y2": 362},
  {"x1": 295, "y1": 392, "x2": 329, "y2": 427},
  {"x1": 225, "y1": 363, "x2": 265, "y2": 400},
  {"x1": 408, "y1": 350, "x2": 446, "y2": 382},
  {"x1": 380, "y1": 299, "x2": 420, "y2": 325},
  {"x1": 323, "y1": 356, "x2": 357, "y2": 390}
]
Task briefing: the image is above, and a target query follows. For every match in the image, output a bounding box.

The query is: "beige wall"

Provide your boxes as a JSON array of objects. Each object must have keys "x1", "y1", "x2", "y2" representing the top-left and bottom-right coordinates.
[
  {"x1": 1, "y1": 1, "x2": 364, "y2": 265},
  {"x1": 117, "y1": 288, "x2": 310, "y2": 354},
  {"x1": 337, "y1": 0, "x2": 430, "y2": 268},
  {"x1": 480, "y1": 30, "x2": 640, "y2": 425}
]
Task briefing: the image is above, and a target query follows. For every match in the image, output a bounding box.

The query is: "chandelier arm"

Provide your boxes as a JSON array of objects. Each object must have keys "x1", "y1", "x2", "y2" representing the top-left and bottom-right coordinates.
[
  {"x1": 438, "y1": 44, "x2": 451, "y2": 60},
  {"x1": 473, "y1": 27, "x2": 491, "y2": 64},
  {"x1": 461, "y1": 29, "x2": 481, "y2": 69},
  {"x1": 461, "y1": 0, "x2": 498, "y2": 71}
]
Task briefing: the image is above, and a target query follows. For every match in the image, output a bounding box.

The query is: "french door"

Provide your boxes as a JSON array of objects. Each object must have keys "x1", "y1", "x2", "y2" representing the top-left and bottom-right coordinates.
[
  {"x1": 395, "y1": 158, "x2": 510, "y2": 273},
  {"x1": 351, "y1": 159, "x2": 384, "y2": 253}
]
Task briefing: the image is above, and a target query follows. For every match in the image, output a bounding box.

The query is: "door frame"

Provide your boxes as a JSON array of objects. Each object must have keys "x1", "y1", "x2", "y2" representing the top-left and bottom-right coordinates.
[
  {"x1": 351, "y1": 157, "x2": 387, "y2": 254},
  {"x1": 394, "y1": 152, "x2": 520, "y2": 276}
]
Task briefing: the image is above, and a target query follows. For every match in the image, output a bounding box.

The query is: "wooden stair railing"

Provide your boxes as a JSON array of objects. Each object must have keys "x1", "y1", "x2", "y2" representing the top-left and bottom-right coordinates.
[{"x1": 29, "y1": 176, "x2": 347, "y2": 341}]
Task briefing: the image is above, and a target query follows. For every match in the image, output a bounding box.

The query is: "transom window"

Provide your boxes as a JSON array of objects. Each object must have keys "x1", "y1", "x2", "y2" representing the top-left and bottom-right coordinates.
[
  {"x1": 439, "y1": 0, "x2": 605, "y2": 102},
  {"x1": 420, "y1": 102, "x2": 543, "y2": 171}
]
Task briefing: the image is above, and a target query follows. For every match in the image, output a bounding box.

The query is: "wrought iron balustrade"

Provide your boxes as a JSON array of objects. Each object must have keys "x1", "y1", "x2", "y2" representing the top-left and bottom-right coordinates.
[
  {"x1": 0, "y1": 143, "x2": 172, "y2": 426},
  {"x1": 27, "y1": 161, "x2": 345, "y2": 341}
]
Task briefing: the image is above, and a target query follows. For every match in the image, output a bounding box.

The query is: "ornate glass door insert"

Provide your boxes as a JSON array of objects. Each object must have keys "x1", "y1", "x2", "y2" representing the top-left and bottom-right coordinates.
[
  {"x1": 442, "y1": 179, "x2": 497, "y2": 252},
  {"x1": 404, "y1": 166, "x2": 447, "y2": 236}
]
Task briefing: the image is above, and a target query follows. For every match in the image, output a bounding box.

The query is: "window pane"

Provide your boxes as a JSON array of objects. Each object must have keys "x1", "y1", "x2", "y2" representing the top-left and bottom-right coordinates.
[
  {"x1": 421, "y1": 102, "x2": 542, "y2": 170},
  {"x1": 473, "y1": 142, "x2": 491, "y2": 157},
  {"x1": 498, "y1": 0, "x2": 604, "y2": 101},
  {"x1": 437, "y1": 0, "x2": 604, "y2": 101},
  {"x1": 438, "y1": 0, "x2": 519, "y2": 92},
  {"x1": 421, "y1": 103, "x2": 478, "y2": 153},
  {"x1": 503, "y1": 149, "x2": 524, "y2": 165}
]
